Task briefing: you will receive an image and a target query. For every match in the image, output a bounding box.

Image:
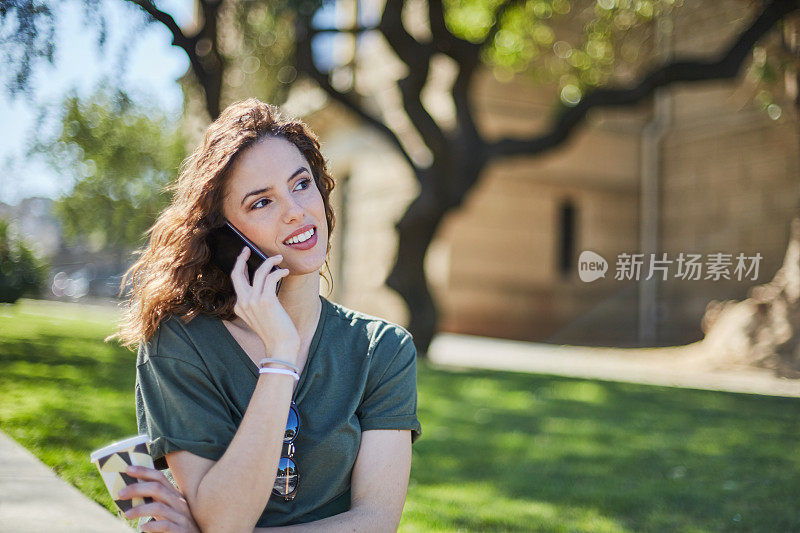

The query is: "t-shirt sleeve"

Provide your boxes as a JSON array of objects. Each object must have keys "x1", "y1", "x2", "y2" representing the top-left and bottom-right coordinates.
[
  {"x1": 357, "y1": 327, "x2": 422, "y2": 444},
  {"x1": 135, "y1": 319, "x2": 238, "y2": 470}
]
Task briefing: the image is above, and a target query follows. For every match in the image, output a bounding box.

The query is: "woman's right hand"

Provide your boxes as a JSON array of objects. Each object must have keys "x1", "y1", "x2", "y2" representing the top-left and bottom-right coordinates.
[
  {"x1": 118, "y1": 465, "x2": 200, "y2": 532},
  {"x1": 231, "y1": 247, "x2": 299, "y2": 359}
]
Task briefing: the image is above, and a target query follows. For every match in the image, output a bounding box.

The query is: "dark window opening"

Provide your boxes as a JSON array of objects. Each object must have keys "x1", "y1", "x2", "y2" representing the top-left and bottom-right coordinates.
[{"x1": 559, "y1": 200, "x2": 576, "y2": 276}]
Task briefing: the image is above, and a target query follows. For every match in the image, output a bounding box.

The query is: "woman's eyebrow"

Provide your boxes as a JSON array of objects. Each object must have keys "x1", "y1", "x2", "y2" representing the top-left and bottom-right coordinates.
[{"x1": 240, "y1": 166, "x2": 309, "y2": 206}]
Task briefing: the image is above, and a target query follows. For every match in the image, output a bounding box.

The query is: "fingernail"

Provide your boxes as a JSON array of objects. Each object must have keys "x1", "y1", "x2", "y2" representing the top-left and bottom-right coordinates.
[{"x1": 126, "y1": 465, "x2": 137, "y2": 473}]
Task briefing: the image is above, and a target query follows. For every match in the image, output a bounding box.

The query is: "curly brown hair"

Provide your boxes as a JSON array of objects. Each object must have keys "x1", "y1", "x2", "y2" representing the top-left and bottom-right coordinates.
[{"x1": 106, "y1": 98, "x2": 336, "y2": 350}]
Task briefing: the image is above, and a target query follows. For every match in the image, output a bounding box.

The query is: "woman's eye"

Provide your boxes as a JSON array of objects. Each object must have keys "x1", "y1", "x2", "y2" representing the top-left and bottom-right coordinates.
[
  {"x1": 251, "y1": 198, "x2": 270, "y2": 210},
  {"x1": 250, "y1": 179, "x2": 310, "y2": 210}
]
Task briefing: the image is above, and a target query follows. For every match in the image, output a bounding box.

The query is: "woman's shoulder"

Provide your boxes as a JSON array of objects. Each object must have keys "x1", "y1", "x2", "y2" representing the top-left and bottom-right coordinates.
[
  {"x1": 323, "y1": 297, "x2": 414, "y2": 354},
  {"x1": 138, "y1": 311, "x2": 220, "y2": 367}
]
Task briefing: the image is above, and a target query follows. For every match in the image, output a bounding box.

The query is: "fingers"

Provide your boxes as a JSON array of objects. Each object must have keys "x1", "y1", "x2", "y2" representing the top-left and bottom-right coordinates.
[
  {"x1": 264, "y1": 266, "x2": 291, "y2": 295},
  {"x1": 231, "y1": 247, "x2": 286, "y2": 294},
  {"x1": 251, "y1": 254, "x2": 283, "y2": 295},
  {"x1": 124, "y1": 466, "x2": 176, "y2": 496},
  {"x1": 138, "y1": 518, "x2": 175, "y2": 532},
  {"x1": 118, "y1": 468, "x2": 190, "y2": 521},
  {"x1": 138, "y1": 518, "x2": 189, "y2": 532},
  {"x1": 123, "y1": 500, "x2": 184, "y2": 525},
  {"x1": 120, "y1": 472, "x2": 197, "y2": 532},
  {"x1": 230, "y1": 246, "x2": 251, "y2": 293},
  {"x1": 119, "y1": 480, "x2": 184, "y2": 511}
]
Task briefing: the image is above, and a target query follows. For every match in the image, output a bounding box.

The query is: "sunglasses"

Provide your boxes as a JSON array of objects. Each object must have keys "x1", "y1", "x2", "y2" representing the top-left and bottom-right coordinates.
[{"x1": 273, "y1": 400, "x2": 299, "y2": 501}]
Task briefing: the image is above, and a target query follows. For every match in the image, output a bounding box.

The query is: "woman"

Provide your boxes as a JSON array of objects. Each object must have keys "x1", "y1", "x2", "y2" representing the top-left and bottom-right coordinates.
[{"x1": 107, "y1": 98, "x2": 422, "y2": 532}]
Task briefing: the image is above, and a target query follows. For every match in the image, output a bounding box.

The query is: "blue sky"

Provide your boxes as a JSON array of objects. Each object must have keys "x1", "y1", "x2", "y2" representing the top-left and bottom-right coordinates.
[{"x1": 0, "y1": 0, "x2": 193, "y2": 205}]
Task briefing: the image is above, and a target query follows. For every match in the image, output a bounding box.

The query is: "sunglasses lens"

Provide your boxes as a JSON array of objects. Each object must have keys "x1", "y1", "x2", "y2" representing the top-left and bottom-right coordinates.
[
  {"x1": 273, "y1": 456, "x2": 298, "y2": 498},
  {"x1": 285, "y1": 403, "x2": 299, "y2": 442}
]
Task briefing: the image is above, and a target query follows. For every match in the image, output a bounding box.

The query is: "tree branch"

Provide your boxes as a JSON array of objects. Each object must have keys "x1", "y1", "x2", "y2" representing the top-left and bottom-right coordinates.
[
  {"x1": 428, "y1": 0, "x2": 479, "y2": 60},
  {"x1": 127, "y1": 0, "x2": 195, "y2": 51},
  {"x1": 294, "y1": 15, "x2": 418, "y2": 171},
  {"x1": 308, "y1": 25, "x2": 376, "y2": 36},
  {"x1": 127, "y1": 0, "x2": 223, "y2": 118},
  {"x1": 378, "y1": 0, "x2": 449, "y2": 177},
  {"x1": 427, "y1": 0, "x2": 486, "y2": 158},
  {"x1": 488, "y1": 0, "x2": 800, "y2": 160}
]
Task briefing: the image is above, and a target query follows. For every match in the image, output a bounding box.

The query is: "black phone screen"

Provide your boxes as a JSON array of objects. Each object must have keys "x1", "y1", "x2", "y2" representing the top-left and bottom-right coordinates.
[{"x1": 206, "y1": 220, "x2": 282, "y2": 294}]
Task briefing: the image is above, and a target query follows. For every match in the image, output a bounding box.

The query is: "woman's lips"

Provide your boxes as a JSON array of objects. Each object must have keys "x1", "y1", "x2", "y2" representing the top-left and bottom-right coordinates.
[{"x1": 283, "y1": 226, "x2": 317, "y2": 250}]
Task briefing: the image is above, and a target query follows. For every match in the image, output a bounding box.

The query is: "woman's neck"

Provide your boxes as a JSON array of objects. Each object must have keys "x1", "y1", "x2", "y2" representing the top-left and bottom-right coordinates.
[{"x1": 276, "y1": 270, "x2": 323, "y2": 340}]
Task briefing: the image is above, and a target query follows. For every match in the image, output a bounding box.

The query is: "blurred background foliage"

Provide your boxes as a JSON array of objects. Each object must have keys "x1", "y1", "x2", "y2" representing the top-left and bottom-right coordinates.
[
  {"x1": 33, "y1": 86, "x2": 186, "y2": 250},
  {"x1": 450, "y1": 0, "x2": 665, "y2": 105},
  {"x1": 223, "y1": 1, "x2": 299, "y2": 103},
  {"x1": 0, "y1": 217, "x2": 48, "y2": 303}
]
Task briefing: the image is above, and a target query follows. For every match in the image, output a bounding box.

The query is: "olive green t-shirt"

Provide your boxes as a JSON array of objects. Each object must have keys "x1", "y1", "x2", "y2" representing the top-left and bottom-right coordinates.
[{"x1": 134, "y1": 294, "x2": 421, "y2": 528}]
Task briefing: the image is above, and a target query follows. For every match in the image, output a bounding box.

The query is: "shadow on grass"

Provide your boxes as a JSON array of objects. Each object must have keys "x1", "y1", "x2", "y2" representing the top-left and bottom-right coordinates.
[
  {"x1": 410, "y1": 362, "x2": 800, "y2": 531},
  {"x1": 1, "y1": 333, "x2": 136, "y2": 392}
]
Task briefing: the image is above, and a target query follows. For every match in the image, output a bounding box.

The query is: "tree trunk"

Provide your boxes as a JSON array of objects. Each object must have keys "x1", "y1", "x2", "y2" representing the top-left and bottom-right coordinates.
[
  {"x1": 701, "y1": 209, "x2": 800, "y2": 377},
  {"x1": 385, "y1": 179, "x2": 446, "y2": 357}
]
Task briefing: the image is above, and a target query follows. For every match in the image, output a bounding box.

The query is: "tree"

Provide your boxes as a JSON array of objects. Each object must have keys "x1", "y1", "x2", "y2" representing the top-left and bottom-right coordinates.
[
  {"x1": 120, "y1": 0, "x2": 306, "y2": 121},
  {"x1": 3, "y1": 0, "x2": 799, "y2": 355},
  {"x1": 36, "y1": 86, "x2": 186, "y2": 253},
  {"x1": 0, "y1": 217, "x2": 49, "y2": 303}
]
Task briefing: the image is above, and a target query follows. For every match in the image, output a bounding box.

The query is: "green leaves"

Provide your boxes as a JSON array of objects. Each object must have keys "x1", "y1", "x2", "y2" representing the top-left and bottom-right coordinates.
[
  {"x1": 0, "y1": 217, "x2": 48, "y2": 303},
  {"x1": 445, "y1": 0, "x2": 682, "y2": 107},
  {"x1": 38, "y1": 86, "x2": 186, "y2": 250}
]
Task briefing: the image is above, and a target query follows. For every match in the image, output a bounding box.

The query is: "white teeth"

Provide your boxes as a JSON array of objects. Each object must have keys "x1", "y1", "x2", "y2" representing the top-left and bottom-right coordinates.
[{"x1": 285, "y1": 227, "x2": 314, "y2": 245}]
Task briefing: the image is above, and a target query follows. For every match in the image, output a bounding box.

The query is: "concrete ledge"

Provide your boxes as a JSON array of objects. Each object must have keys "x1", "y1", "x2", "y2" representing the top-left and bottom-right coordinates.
[{"x1": 0, "y1": 431, "x2": 133, "y2": 532}]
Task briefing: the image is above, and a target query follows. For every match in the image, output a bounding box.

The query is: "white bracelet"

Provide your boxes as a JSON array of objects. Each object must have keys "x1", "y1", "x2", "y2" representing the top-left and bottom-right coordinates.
[
  {"x1": 258, "y1": 358, "x2": 301, "y2": 374},
  {"x1": 258, "y1": 367, "x2": 300, "y2": 381}
]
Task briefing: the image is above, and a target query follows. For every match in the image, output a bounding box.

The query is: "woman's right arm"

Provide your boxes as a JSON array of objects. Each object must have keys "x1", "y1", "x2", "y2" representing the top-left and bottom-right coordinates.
[
  {"x1": 167, "y1": 366, "x2": 296, "y2": 533},
  {"x1": 168, "y1": 247, "x2": 299, "y2": 533}
]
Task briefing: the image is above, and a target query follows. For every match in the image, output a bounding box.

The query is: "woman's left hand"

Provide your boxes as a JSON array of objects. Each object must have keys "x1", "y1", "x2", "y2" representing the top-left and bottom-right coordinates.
[{"x1": 116, "y1": 465, "x2": 201, "y2": 532}]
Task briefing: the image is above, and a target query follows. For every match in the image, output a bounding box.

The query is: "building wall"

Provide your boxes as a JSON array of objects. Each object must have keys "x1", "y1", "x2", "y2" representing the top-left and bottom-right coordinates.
[
  {"x1": 655, "y1": 0, "x2": 800, "y2": 344},
  {"x1": 431, "y1": 64, "x2": 645, "y2": 341},
  {"x1": 658, "y1": 85, "x2": 800, "y2": 343}
]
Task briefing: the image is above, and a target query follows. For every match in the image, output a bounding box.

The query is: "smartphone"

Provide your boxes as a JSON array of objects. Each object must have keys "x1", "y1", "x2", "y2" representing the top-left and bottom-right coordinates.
[{"x1": 207, "y1": 220, "x2": 283, "y2": 294}]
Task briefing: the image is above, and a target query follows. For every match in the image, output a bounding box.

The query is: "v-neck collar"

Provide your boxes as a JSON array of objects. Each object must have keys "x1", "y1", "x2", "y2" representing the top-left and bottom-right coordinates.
[{"x1": 216, "y1": 294, "x2": 328, "y2": 400}]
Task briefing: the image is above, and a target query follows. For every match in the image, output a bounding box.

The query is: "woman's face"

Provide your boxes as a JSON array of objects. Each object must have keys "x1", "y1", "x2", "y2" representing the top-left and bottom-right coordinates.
[{"x1": 220, "y1": 135, "x2": 328, "y2": 276}]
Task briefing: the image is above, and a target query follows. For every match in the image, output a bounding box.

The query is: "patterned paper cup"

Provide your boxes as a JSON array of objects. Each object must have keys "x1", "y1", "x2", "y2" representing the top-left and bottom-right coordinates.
[{"x1": 90, "y1": 434, "x2": 156, "y2": 530}]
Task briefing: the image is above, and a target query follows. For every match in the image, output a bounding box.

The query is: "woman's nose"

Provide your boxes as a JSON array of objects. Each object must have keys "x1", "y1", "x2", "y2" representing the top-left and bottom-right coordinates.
[{"x1": 281, "y1": 195, "x2": 305, "y2": 222}]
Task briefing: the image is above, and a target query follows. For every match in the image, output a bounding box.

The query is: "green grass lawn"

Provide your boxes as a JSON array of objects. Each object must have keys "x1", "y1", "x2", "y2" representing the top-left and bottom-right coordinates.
[{"x1": 1, "y1": 298, "x2": 799, "y2": 532}]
